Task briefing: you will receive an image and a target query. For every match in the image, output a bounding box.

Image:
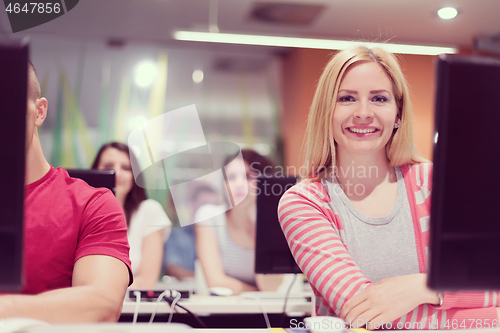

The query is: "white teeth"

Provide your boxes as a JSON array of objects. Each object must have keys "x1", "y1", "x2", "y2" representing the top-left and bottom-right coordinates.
[{"x1": 349, "y1": 128, "x2": 376, "y2": 134}]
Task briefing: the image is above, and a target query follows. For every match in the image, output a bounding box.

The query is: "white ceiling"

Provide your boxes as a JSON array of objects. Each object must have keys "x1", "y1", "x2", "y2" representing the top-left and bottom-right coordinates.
[{"x1": 1, "y1": 0, "x2": 499, "y2": 51}]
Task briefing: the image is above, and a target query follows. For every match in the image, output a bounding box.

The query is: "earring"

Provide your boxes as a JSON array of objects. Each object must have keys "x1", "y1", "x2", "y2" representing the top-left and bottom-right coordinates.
[{"x1": 394, "y1": 123, "x2": 400, "y2": 129}]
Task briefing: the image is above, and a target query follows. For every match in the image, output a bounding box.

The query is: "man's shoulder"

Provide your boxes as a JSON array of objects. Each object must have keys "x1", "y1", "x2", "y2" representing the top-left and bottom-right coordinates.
[
  {"x1": 196, "y1": 204, "x2": 225, "y2": 216},
  {"x1": 195, "y1": 204, "x2": 226, "y2": 226},
  {"x1": 27, "y1": 167, "x2": 119, "y2": 216}
]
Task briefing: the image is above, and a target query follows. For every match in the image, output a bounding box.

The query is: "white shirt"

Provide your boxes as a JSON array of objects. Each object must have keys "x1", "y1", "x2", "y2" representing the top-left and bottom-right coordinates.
[{"x1": 127, "y1": 199, "x2": 171, "y2": 275}]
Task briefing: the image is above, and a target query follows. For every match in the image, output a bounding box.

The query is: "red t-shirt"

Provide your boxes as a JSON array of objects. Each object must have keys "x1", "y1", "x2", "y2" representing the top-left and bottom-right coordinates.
[{"x1": 23, "y1": 166, "x2": 132, "y2": 294}]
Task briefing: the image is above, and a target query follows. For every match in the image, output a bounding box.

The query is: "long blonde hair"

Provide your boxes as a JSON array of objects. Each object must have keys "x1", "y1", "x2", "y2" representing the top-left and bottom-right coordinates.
[{"x1": 301, "y1": 45, "x2": 426, "y2": 180}]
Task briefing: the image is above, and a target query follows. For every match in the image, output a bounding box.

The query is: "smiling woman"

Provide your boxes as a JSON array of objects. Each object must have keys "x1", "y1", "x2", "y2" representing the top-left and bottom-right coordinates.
[
  {"x1": 278, "y1": 46, "x2": 500, "y2": 330},
  {"x1": 332, "y1": 61, "x2": 399, "y2": 162}
]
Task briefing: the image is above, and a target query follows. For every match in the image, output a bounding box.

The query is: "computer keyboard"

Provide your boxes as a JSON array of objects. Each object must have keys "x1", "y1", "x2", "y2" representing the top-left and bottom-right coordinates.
[{"x1": 240, "y1": 291, "x2": 311, "y2": 301}]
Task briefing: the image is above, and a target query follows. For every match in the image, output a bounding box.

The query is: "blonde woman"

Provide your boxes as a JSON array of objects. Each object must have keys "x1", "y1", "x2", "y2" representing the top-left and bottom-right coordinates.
[{"x1": 278, "y1": 46, "x2": 500, "y2": 330}]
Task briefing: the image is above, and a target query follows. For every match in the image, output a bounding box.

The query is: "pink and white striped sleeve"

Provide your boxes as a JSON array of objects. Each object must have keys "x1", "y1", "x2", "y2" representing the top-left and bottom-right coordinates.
[
  {"x1": 278, "y1": 181, "x2": 373, "y2": 316},
  {"x1": 435, "y1": 291, "x2": 500, "y2": 310}
]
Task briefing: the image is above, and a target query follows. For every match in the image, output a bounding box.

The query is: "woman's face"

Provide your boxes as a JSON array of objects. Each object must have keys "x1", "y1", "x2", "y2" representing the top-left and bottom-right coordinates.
[
  {"x1": 225, "y1": 160, "x2": 257, "y2": 205},
  {"x1": 97, "y1": 148, "x2": 134, "y2": 199},
  {"x1": 332, "y1": 61, "x2": 399, "y2": 160}
]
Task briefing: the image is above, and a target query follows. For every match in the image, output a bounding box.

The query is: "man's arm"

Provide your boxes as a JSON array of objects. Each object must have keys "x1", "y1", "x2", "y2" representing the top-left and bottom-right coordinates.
[{"x1": 0, "y1": 255, "x2": 129, "y2": 323}]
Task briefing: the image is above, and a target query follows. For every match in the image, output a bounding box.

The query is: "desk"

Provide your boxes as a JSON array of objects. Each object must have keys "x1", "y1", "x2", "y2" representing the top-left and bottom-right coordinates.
[
  {"x1": 120, "y1": 293, "x2": 311, "y2": 328},
  {"x1": 122, "y1": 294, "x2": 311, "y2": 315},
  {"x1": 24, "y1": 324, "x2": 271, "y2": 333},
  {"x1": 23, "y1": 324, "x2": 500, "y2": 333}
]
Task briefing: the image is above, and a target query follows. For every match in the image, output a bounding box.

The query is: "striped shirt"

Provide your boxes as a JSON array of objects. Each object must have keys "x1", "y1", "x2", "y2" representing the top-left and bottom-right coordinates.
[
  {"x1": 278, "y1": 163, "x2": 499, "y2": 329},
  {"x1": 326, "y1": 167, "x2": 420, "y2": 283},
  {"x1": 196, "y1": 204, "x2": 256, "y2": 286}
]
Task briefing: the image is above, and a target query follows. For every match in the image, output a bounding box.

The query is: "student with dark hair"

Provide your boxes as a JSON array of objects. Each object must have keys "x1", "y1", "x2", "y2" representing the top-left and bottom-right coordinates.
[
  {"x1": 92, "y1": 142, "x2": 171, "y2": 289},
  {"x1": 0, "y1": 61, "x2": 132, "y2": 322},
  {"x1": 195, "y1": 149, "x2": 283, "y2": 295}
]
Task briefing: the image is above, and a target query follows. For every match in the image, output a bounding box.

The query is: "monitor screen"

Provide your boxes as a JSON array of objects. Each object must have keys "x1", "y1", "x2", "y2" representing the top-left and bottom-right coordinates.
[
  {"x1": 66, "y1": 169, "x2": 116, "y2": 195},
  {"x1": 255, "y1": 176, "x2": 302, "y2": 274},
  {"x1": 0, "y1": 41, "x2": 28, "y2": 291},
  {"x1": 428, "y1": 55, "x2": 500, "y2": 290}
]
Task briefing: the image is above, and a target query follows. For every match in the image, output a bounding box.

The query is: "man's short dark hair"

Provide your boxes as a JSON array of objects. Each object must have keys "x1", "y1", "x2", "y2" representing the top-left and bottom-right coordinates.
[
  {"x1": 27, "y1": 60, "x2": 41, "y2": 103},
  {"x1": 191, "y1": 185, "x2": 217, "y2": 202}
]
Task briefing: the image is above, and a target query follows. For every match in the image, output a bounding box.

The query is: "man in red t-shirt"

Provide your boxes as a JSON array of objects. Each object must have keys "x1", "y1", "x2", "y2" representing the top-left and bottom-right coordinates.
[{"x1": 0, "y1": 62, "x2": 132, "y2": 322}]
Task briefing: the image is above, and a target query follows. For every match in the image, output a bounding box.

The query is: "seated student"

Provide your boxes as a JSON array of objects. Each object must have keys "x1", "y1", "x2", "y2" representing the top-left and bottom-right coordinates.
[
  {"x1": 0, "y1": 62, "x2": 131, "y2": 322},
  {"x1": 278, "y1": 46, "x2": 500, "y2": 329},
  {"x1": 195, "y1": 149, "x2": 283, "y2": 295},
  {"x1": 92, "y1": 142, "x2": 172, "y2": 289},
  {"x1": 164, "y1": 185, "x2": 219, "y2": 280}
]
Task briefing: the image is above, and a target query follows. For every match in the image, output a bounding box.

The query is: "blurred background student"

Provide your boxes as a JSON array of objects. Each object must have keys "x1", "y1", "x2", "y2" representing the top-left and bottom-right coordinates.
[
  {"x1": 163, "y1": 185, "x2": 219, "y2": 280},
  {"x1": 195, "y1": 149, "x2": 283, "y2": 295},
  {"x1": 92, "y1": 142, "x2": 171, "y2": 289}
]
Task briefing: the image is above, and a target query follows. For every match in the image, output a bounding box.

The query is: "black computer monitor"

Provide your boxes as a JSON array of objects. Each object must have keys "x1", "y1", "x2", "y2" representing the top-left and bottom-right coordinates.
[
  {"x1": 255, "y1": 176, "x2": 302, "y2": 274},
  {"x1": 66, "y1": 169, "x2": 116, "y2": 195},
  {"x1": 428, "y1": 55, "x2": 500, "y2": 290},
  {"x1": 0, "y1": 41, "x2": 28, "y2": 291}
]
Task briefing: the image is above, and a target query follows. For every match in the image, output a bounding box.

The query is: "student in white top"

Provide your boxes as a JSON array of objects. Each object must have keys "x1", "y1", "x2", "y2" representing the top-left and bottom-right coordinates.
[
  {"x1": 195, "y1": 149, "x2": 283, "y2": 295},
  {"x1": 92, "y1": 142, "x2": 171, "y2": 289}
]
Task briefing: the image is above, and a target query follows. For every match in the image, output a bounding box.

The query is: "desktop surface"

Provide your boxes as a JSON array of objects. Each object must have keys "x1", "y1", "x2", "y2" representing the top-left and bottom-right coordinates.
[
  {"x1": 120, "y1": 291, "x2": 311, "y2": 329},
  {"x1": 9, "y1": 325, "x2": 273, "y2": 333},
  {"x1": 121, "y1": 293, "x2": 311, "y2": 315},
  {"x1": 17, "y1": 323, "x2": 500, "y2": 333},
  {"x1": 17, "y1": 323, "x2": 193, "y2": 333}
]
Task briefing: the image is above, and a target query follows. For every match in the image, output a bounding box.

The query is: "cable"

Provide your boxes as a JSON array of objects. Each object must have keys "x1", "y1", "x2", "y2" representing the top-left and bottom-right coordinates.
[
  {"x1": 142, "y1": 289, "x2": 207, "y2": 327},
  {"x1": 132, "y1": 290, "x2": 141, "y2": 324},
  {"x1": 256, "y1": 296, "x2": 271, "y2": 328},
  {"x1": 168, "y1": 290, "x2": 182, "y2": 324},
  {"x1": 149, "y1": 290, "x2": 171, "y2": 324},
  {"x1": 163, "y1": 297, "x2": 207, "y2": 328},
  {"x1": 281, "y1": 273, "x2": 299, "y2": 327},
  {"x1": 245, "y1": 294, "x2": 271, "y2": 328}
]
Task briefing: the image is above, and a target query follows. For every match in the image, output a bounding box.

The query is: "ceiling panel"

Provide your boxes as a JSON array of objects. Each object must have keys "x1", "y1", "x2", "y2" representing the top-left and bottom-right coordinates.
[{"x1": 1, "y1": 0, "x2": 499, "y2": 49}]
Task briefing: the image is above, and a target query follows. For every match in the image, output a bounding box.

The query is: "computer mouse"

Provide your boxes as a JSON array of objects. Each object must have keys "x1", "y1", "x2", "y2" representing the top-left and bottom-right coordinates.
[
  {"x1": 304, "y1": 316, "x2": 345, "y2": 333},
  {"x1": 0, "y1": 317, "x2": 49, "y2": 333},
  {"x1": 209, "y1": 287, "x2": 233, "y2": 296}
]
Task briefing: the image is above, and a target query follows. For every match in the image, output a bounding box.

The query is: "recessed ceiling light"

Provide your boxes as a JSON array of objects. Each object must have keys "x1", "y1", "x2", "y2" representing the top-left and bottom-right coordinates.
[
  {"x1": 437, "y1": 7, "x2": 458, "y2": 20},
  {"x1": 134, "y1": 61, "x2": 157, "y2": 87},
  {"x1": 192, "y1": 69, "x2": 204, "y2": 83}
]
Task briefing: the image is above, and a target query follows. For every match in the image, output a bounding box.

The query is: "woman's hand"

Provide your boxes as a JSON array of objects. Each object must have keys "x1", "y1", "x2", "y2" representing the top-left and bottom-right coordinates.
[{"x1": 339, "y1": 274, "x2": 439, "y2": 329}]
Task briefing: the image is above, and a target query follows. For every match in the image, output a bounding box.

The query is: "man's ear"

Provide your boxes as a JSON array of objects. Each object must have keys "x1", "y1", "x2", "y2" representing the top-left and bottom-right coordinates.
[{"x1": 34, "y1": 97, "x2": 48, "y2": 127}]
